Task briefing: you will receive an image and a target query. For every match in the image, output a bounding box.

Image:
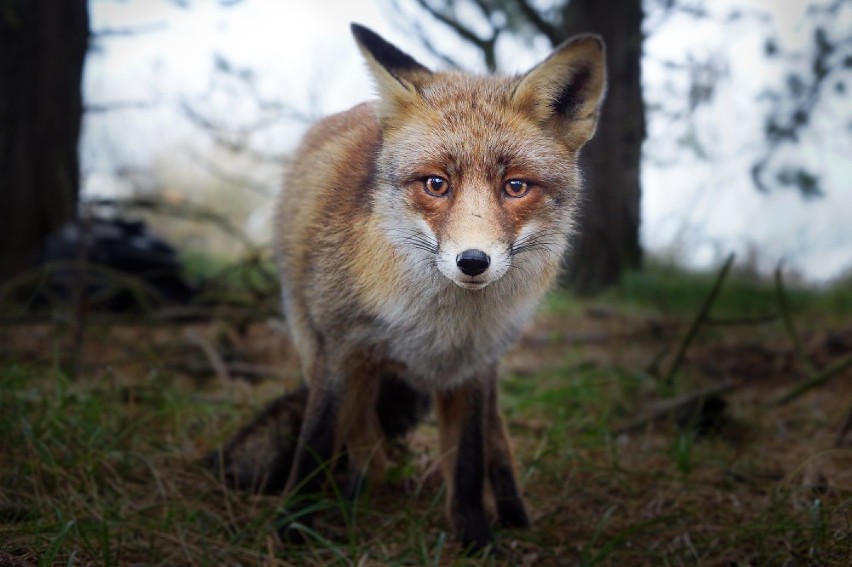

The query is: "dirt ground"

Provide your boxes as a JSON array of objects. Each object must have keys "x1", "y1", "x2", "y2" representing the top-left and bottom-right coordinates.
[{"x1": 2, "y1": 297, "x2": 851, "y2": 565}]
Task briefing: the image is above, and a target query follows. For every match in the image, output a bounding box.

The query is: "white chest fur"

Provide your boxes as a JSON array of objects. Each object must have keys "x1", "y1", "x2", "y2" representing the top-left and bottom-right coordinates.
[{"x1": 365, "y1": 273, "x2": 543, "y2": 391}]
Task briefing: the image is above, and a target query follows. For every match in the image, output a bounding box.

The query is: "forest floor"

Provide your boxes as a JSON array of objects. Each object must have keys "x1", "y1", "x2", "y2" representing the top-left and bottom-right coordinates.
[{"x1": 1, "y1": 263, "x2": 852, "y2": 566}]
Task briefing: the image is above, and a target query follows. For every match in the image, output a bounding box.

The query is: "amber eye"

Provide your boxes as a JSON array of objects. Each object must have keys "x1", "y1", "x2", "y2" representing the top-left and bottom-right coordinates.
[
  {"x1": 504, "y1": 179, "x2": 531, "y2": 198},
  {"x1": 424, "y1": 176, "x2": 450, "y2": 197}
]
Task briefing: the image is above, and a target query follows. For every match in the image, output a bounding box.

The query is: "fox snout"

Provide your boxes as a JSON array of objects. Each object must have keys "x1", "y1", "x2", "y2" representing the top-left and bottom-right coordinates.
[
  {"x1": 456, "y1": 249, "x2": 490, "y2": 276},
  {"x1": 435, "y1": 239, "x2": 510, "y2": 290}
]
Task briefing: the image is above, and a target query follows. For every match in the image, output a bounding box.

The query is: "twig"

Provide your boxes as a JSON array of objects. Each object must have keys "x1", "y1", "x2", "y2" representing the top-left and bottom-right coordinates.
[
  {"x1": 169, "y1": 360, "x2": 281, "y2": 383},
  {"x1": 410, "y1": 0, "x2": 498, "y2": 71},
  {"x1": 92, "y1": 21, "x2": 168, "y2": 38},
  {"x1": 86, "y1": 100, "x2": 157, "y2": 113},
  {"x1": 510, "y1": 0, "x2": 561, "y2": 45},
  {"x1": 706, "y1": 313, "x2": 778, "y2": 326},
  {"x1": 771, "y1": 264, "x2": 852, "y2": 405},
  {"x1": 662, "y1": 253, "x2": 736, "y2": 387},
  {"x1": 774, "y1": 266, "x2": 818, "y2": 376},
  {"x1": 614, "y1": 383, "x2": 736, "y2": 436},
  {"x1": 774, "y1": 353, "x2": 852, "y2": 406},
  {"x1": 184, "y1": 329, "x2": 231, "y2": 385},
  {"x1": 86, "y1": 197, "x2": 257, "y2": 252},
  {"x1": 834, "y1": 404, "x2": 852, "y2": 448}
]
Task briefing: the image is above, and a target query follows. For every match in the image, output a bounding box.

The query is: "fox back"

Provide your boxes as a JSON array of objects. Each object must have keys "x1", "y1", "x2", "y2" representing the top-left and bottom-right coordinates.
[{"x1": 273, "y1": 24, "x2": 606, "y2": 551}]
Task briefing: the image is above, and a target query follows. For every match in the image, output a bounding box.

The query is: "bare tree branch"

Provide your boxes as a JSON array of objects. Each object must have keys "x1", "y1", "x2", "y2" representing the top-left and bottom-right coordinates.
[
  {"x1": 510, "y1": 0, "x2": 560, "y2": 45},
  {"x1": 86, "y1": 100, "x2": 157, "y2": 113},
  {"x1": 187, "y1": 150, "x2": 281, "y2": 198},
  {"x1": 178, "y1": 100, "x2": 291, "y2": 163},
  {"x1": 661, "y1": 253, "x2": 736, "y2": 387},
  {"x1": 92, "y1": 21, "x2": 168, "y2": 38},
  {"x1": 86, "y1": 197, "x2": 257, "y2": 251},
  {"x1": 411, "y1": 0, "x2": 499, "y2": 71},
  {"x1": 413, "y1": 0, "x2": 489, "y2": 46}
]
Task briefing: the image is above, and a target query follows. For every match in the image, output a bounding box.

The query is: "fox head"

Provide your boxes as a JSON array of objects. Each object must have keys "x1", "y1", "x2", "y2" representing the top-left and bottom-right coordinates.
[{"x1": 352, "y1": 24, "x2": 606, "y2": 291}]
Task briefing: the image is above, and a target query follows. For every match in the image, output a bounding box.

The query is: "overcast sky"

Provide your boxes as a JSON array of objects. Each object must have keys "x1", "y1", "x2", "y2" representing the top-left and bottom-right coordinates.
[{"x1": 83, "y1": 0, "x2": 852, "y2": 283}]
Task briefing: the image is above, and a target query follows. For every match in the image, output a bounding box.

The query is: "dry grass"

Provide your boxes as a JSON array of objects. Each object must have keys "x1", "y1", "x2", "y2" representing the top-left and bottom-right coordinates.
[{"x1": 2, "y1": 276, "x2": 852, "y2": 566}]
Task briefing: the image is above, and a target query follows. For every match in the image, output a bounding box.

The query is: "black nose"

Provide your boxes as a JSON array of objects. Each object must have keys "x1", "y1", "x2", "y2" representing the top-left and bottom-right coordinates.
[{"x1": 456, "y1": 249, "x2": 490, "y2": 276}]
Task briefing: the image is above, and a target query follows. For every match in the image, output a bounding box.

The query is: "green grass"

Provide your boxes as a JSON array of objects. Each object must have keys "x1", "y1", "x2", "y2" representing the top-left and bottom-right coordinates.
[
  {"x1": 2, "y1": 259, "x2": 852, "y2": 565},
  {"x1": 0, "y1": 363, "x2": 267, "y2": 565},
  {"x1": 3, "y1": 357, "x2": 851, "y2": 565},
  {"x1": 0, "y1": 361, "x2": 509, "y2": 565},
  {"x1": 605, "y1": 259, "x2": 852, "y2": 320}
]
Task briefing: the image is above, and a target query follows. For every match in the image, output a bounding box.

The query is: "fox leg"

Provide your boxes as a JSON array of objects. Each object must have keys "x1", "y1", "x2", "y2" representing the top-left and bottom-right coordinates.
[
  {"x1": 483, "y1": 377, "x2": 529, "y2": 528},
  {"x1": 337, "y1": 361, "x2": 388, "y2": 499},
  {"x1": 279, "y1": 353, "x2": 389, "y2": 542},
  {"x1": 279, "y1": 354, "x2": 340, "y2": 542},
  {"x1": 435, "y1": 381, "x2": 492, "y2": 552}
]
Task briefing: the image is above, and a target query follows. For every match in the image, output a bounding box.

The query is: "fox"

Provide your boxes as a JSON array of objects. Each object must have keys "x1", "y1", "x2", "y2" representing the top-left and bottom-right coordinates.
[{"x1": 270, "y1": 23, "x2": 606, "y2": 551}]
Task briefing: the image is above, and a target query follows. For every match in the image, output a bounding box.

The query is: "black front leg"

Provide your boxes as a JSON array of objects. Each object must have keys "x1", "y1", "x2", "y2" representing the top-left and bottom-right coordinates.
[
  {"x1": 484, "y1": 378, "x2": 529, "y2": 528},
  {"x1": 436, "y1": 384, "x2": 493, "y2": 553}
]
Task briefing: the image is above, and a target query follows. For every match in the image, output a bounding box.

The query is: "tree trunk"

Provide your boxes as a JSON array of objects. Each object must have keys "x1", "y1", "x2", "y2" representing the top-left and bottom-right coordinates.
[
  {"x1": 0, "y1": 0, "x2": 89, "y2": 281},
  {"x1": 559, "y1": 0, "x2": 645, "y2": 293}
]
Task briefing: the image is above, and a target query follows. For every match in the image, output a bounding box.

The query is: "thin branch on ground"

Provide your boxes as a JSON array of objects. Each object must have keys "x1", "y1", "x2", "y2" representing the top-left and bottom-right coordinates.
[
  {"x1": 614, "y1": 382, "x2": 737, "y2": 436},
  {"x1": 184, "y1": 328, "x2": 231, "y2": 386},
  {"x1": 834, "y1": 404, "x2": 852, "y2": 448},
  {"x1": 661, "y1": 253, "x2": 736, "y2": 387},
  {"x1": 706, "y1": 313, "x2": 778, "y2": 326},
  {"x1": 774, "y1": 353, "x2": 852, "y2": 406},
  {"x1": 775, "y1": 266, "x2": 818, "y2": 376}
]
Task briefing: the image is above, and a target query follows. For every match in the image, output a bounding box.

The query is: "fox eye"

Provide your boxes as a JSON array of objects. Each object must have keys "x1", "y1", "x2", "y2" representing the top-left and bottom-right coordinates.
[
  {"x1": 424, "y1": 176, "x2": 450, "y2": 197},
  {"x1": 504, "y1": 179, "x2": 531, "y2": 198}
]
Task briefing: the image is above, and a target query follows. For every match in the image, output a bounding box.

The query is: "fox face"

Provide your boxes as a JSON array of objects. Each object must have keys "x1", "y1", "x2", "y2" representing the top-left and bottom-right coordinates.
[
  {"x1": 375, "y1": 81, "x2": 577, "y2": 291},
  {"x1": 355, "y1": 27, "x2": 606, "y2": 295}
]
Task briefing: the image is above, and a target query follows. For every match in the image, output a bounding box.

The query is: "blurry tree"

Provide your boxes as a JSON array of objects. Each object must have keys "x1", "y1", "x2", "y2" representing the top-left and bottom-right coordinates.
[
  {"x1": 0, "y1": 0, "x2": 89, "y2": 281},
  {"x1": 645, "y1": 0, "x2": 851, "y2": 201},
  {"x1": 751, "y1": 0, "x2": 851, "y2": 198},
  {"x1": 0, "y1": 0, "x2": 260, "y2": 283},
  {"x1": 392, "y1": 0, "x2": 645, "y2": 293}
]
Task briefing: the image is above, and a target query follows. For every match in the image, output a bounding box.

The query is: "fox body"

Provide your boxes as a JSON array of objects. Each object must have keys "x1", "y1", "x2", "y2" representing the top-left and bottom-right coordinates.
[{"x1": 275, "y1": 24, "x2": 606, "y2": 550}]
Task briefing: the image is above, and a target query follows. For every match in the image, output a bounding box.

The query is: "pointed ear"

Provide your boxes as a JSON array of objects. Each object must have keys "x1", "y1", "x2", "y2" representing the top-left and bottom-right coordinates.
[
  {"x1": 351, "y1": 23, "x2": 432, "y2": 119},
  {"x1": 513, "y1": 34, "x2": 607, "y2": 151}
]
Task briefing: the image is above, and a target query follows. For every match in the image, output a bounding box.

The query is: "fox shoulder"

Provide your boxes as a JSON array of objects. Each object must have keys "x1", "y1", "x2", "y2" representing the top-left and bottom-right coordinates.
[
  {"x1": 290, "y1": 102, "x2": 380, "y2": 167},
  {"x1": 278, "y1": 102, "x2": 381, "y2": 229}
]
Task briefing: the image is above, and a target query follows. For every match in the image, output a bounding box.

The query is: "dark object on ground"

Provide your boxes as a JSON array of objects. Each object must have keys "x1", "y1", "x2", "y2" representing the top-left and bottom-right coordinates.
[
  {"x1": 675, "y1": 394, "x2": 728, "y2": 437},
  {"x1": 208, "y1": 385, "x2": 309, "y2": 494},
  {"x1": 208, "y1": 375, "x2": 432, "y2": 494},
  {"x1": 0, "y1": 551, "x2": 35, "y2": 567},
  {"x1": 37, "y1": 216, "x2": 197, "y2": 311}
]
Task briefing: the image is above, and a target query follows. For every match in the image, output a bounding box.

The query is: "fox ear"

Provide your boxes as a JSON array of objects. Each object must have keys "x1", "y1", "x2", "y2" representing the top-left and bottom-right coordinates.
[
  {"x1": 351, "y1": 23, "x2": 432, "y2": 118},
  {"x1": 513, "y1": 34, "x2": 607, "y2": 151}
]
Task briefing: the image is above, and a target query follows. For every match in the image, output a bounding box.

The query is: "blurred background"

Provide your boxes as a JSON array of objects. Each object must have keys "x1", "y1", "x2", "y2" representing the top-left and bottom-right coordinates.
[
  {"x1": 3, "y1": 3, "x2": 852, "y2": 563},
  {"x1": 2, "y1": 0, "x2": 850, "y2": 302}
]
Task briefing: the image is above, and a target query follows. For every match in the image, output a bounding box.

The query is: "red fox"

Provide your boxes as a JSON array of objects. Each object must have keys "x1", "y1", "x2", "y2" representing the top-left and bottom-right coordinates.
[{"x1": 273, "y1": 23, "x2": 606, "y2": 551}]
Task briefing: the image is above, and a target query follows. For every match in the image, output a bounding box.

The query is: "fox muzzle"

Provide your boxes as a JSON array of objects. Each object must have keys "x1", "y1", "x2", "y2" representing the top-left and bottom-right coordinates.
[{"x1": 455, "y1": 249, "x2": 491, "y2": 276}]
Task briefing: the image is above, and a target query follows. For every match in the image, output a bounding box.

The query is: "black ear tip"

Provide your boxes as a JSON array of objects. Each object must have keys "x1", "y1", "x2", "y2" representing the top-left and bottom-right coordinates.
[
  {"x1": 350, "y1": 23, "x2": 373, "y2": 43},
  {"x1": 349, "y1": 23, "x2": 431, "y2": 76}
]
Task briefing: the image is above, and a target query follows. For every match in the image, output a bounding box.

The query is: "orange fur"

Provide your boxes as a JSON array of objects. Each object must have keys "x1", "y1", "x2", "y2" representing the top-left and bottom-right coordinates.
[{"x1": 273, "y1": 24, "x2": 606, "y2": 552}]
